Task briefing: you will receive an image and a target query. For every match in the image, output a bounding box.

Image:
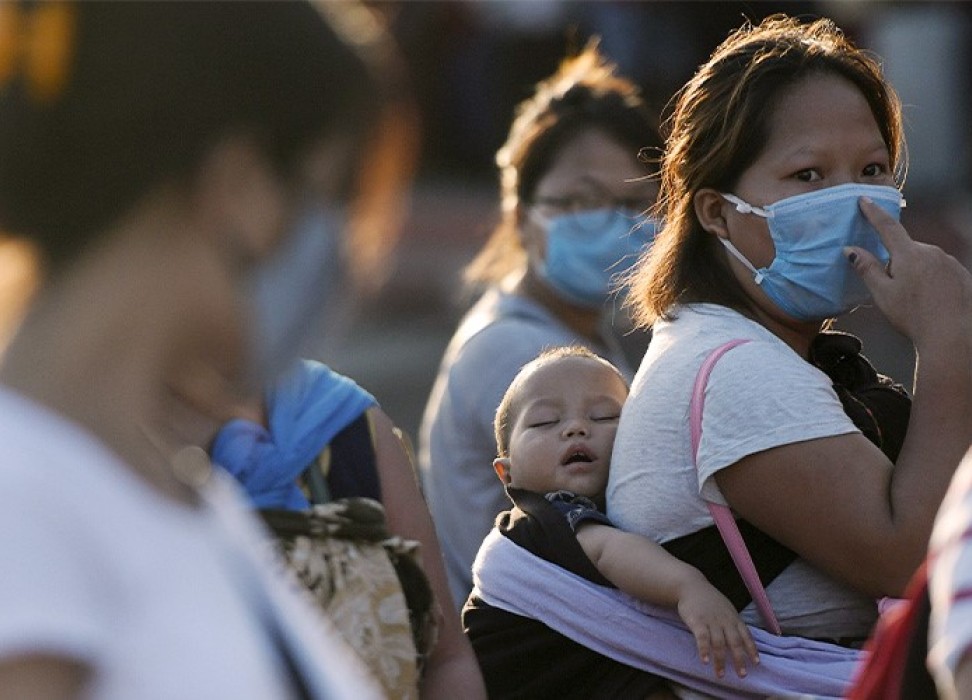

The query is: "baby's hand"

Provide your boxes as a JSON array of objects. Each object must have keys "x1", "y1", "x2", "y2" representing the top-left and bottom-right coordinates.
[{"x1": 676, "y1": 577, "x2": 759, "y2": 679}]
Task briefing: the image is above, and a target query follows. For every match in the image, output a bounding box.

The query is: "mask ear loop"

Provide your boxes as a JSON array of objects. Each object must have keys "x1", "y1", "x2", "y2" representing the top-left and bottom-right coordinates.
[
  {"x1": 717, "y1": 193, "x2": 774, "y2": 284},
  {"x1": 718, "y1": 238, "x2": 765, "y2": 284},
  {"x1": 720, "y1": 193, "x2": 773, "y2": 218}
]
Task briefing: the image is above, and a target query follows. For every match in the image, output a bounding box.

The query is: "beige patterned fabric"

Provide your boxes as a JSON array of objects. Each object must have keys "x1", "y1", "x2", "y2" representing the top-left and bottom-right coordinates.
[{"x1": 262, "y1": 499, "x2": 438, "y2": 699}]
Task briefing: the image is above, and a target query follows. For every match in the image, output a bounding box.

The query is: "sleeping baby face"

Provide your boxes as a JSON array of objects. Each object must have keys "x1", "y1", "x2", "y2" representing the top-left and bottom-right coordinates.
[{"x1": 494, "y1": 354, "x2": 628, "y2": 500}]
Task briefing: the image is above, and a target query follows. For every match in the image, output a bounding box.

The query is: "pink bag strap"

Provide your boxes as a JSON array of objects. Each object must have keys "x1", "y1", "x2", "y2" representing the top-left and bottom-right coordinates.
[{"x1": 690, "y1": 339, "x2": 782, "y2": 635}]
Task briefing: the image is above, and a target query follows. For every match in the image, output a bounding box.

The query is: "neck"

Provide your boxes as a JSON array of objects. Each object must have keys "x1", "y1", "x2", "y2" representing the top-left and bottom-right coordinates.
[
  {"x1": 513, "y1": 268, "x2": 604, "y2": 343},
  {"x1": 745, "y1": 303, "x2": 822, "y2": 359}
]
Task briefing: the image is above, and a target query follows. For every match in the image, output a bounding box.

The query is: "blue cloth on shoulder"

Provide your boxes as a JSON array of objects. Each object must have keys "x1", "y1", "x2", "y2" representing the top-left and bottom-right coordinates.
[{"x1": 211, "y1": 359, "x2": 377, "y2": 510}]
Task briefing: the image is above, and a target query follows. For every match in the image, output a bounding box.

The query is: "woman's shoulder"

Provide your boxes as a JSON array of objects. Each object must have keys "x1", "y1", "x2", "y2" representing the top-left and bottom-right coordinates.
[
  {"x1": 637, "y1": 305, "x2": 828, "y2": 411},
  {"x1": 449, "y1": 292, "x2": 579, "y2": 376},
  {"x1": 646, "y1": 305, "x2": 784, "y2": 368},
  {"x1": 660, "y1": 303, "x2": 775, "y2": 341},
  {"x1": 461, "y1": 289, "x2": 570, "y2": 340}
]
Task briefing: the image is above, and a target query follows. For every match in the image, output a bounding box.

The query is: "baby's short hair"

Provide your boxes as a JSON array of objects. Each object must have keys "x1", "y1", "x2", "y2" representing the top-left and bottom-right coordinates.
[{"x1": 494, "y1": 345, "x2": 627, "y2": 457}]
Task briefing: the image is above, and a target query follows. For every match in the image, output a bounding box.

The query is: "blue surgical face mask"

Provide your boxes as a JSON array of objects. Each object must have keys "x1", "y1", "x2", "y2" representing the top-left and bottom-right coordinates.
[
  {"x1": 718, "y1": 183, "x2": 903, "y2": 321},
  {"x1": 530, "y1": 208, "x2": 659, "y2": 308},
  {"x1": 248, "y1": 206, "x2": 343, "y2": 383}
]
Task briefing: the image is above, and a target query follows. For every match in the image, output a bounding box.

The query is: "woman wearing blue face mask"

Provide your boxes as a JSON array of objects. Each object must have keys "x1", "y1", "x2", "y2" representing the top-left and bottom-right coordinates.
[
  {"x1": 607, "y1": 13, "x2": 972, "y2": 668},
  {"x1": 417, "y1": 43, "x2": 662, "y2": 611}
]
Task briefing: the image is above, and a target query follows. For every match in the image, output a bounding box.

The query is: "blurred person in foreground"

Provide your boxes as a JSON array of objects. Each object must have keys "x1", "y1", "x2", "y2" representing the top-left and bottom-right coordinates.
[
  {"x1": 0, "y1": 2, "x2": 411, "y2": 697},
  {"x1": 418, "y1": 42, "x2": 662, "y2": 609}
]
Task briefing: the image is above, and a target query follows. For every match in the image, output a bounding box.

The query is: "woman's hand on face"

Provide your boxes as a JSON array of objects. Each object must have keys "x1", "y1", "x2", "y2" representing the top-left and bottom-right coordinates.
[{"x1": 846, "y1": 198, "x2": 972, "y2": 349}]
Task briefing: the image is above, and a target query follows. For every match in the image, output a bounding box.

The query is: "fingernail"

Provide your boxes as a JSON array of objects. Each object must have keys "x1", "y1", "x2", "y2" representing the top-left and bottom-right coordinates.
[{"x1": 861, "y1": 196, "x2": 873, "y2": 205}]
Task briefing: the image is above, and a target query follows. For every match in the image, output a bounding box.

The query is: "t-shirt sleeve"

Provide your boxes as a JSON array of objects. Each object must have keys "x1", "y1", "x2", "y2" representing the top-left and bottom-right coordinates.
[
  {"x1": 544, "y1": 491, "x2": 614, "y2": 532},
  {"x1": 0, "y1": 473, "x2": 108, "y2": 664},
  {"x1": 696, "y1": 340, "x2": 859, "y2": 504}
]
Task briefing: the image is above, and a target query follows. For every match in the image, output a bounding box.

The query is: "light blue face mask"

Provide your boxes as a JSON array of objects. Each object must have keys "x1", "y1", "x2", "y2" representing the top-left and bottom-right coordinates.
[
  {"x1": 249, "y1": 206, "x2": 343, "y2": 383},
  {"x1": 531, "y1": 208, "x2": 659, "y2": 308},
  {"x1": 719, "y1": 183, "x2": 903, "y2": 321}
]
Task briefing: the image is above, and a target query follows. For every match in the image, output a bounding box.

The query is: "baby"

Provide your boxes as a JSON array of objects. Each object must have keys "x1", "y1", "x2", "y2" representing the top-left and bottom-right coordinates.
[{"x1": 471, "y1": 345, "x2": 758, "y2": 690}]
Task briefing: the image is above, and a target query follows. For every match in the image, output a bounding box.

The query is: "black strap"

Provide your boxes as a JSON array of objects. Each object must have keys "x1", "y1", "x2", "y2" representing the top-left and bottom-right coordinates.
[{"x1": 662, "y1": 520, "x2": 796, "y2": 611}]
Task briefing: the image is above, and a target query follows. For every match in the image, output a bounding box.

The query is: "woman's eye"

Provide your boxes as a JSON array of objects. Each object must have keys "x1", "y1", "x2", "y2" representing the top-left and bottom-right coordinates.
[
  {"x1": 862, "y1": 163, "x2": 887, "y2": 178},
  {"x1": 793, "y1": 169, "x2": 822, "y2": 182}
]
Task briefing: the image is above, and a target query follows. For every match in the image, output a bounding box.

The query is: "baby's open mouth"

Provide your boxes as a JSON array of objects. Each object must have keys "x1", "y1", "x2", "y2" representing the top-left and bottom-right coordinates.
[{"x1": 563, "y1": 449, "x2": 593, "y2": 465}]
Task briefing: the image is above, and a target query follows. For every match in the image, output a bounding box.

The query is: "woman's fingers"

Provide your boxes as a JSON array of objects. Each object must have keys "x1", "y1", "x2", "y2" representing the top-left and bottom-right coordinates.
[
  {"x1": 843, "y1": 198, "x2": 906, "y2": 299},
  {"x1": 846, "y1": 196, "x2": 972, "y2": 345},
  {"x1": 859, "y1": 196, "x2": 911, "y2": 252}
]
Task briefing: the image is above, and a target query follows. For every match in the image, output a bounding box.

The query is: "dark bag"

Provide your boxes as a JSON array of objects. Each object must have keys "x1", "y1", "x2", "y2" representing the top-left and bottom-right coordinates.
[
  {"x1": 809, "y1": 330, "x2": 911, "y2": 462},
  {"x1": 261, "y1": 500, "x2": 437, "y2": 700},
  {"x1": 260, "y1": 413, "x2": 438, "y2": 699}
]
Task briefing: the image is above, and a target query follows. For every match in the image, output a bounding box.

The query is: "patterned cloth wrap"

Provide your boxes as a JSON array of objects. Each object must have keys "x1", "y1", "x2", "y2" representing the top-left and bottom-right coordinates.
[
  {"x1": 262, "y1": 498, "x2": 438, "y2": 700},
  {"x1": 211, "y1": 360, "x2": 440, "y2": 698}
]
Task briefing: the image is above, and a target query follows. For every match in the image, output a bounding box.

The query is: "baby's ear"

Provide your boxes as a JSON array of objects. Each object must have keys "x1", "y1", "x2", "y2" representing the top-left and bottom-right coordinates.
[{"x1": 493, "y1": 458, "x2": 512, "y2": 485}]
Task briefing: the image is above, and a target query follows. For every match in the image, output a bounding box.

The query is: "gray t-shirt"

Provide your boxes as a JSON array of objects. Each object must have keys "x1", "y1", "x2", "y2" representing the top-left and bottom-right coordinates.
[
  {"x1": 419, "y1": 287, "x2": 630, "y2": 609},
  {"x1": 608, "y1": 303, "x2": 877, "y2": 638}
]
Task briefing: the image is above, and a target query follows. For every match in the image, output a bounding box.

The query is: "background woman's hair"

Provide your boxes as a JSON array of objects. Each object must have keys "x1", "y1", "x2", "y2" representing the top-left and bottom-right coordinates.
[
  {"x1": 463, "y1": 40, "x2": 661, "y2": 290},
  {"x1": 624, "y1": 14, "x2": 905, "y2": 328},
  {"x1": 0, "y1": 1, "x2": 385, "y2": 271}
]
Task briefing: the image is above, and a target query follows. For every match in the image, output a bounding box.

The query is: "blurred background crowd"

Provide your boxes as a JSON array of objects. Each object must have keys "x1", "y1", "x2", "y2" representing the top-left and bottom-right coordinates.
[{"x1": 319, "y1": 0, "x2": 972, "y2": 442}]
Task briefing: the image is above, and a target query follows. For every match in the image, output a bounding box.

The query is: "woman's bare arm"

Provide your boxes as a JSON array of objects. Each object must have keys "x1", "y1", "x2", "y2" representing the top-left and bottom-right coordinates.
[{"x1": 367, "y1": 407, "x2": 487, "y2": 700}]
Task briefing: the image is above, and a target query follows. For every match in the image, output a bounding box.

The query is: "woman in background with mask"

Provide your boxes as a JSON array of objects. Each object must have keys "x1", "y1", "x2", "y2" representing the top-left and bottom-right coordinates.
[
  {"x1": 418, "y1": 43, "x2": 662, "y2": 609},
  {"x1": 0, "y1": 2, "x2": 398, "y2": 697},
  {"x1": 610, "y1": 13, "x2": 972, "y2": 654}
]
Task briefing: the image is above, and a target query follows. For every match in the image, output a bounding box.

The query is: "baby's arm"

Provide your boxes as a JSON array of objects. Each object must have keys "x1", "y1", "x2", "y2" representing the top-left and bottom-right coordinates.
[{"x1": 576, "y1": 522, "x2": 758, "y2": 678}]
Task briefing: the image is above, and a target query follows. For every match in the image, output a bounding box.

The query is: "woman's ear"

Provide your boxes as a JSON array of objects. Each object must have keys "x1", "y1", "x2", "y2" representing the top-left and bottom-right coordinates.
[
  {"x1": 694, "y1": 188, "x2": 731, "y2": 240},
  {"x1": 493, "y1": 457, "x2": 512, "y2": 485}
]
